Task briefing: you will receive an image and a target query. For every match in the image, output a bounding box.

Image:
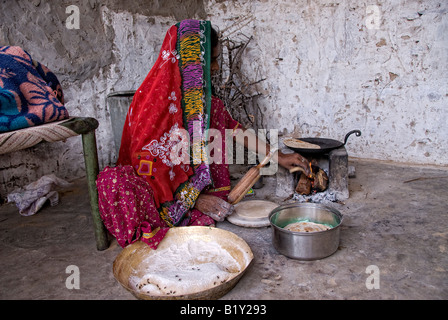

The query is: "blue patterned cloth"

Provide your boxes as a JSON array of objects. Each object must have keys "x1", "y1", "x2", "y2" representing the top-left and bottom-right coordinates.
[{"x1": 0, "y1": 46, "x2": 68, "y2": 133}]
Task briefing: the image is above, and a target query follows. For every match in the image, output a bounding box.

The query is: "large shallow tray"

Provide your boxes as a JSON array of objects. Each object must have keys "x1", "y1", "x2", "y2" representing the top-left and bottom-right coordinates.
[{"x1": 113, "y1": 226, "x2": 253, "y2": 300}]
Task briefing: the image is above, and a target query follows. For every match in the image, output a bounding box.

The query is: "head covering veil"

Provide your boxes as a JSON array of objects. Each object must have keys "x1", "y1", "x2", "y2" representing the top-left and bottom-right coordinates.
[{"x1": 117, "y1": 20, "x2": 213, "y2": 227}]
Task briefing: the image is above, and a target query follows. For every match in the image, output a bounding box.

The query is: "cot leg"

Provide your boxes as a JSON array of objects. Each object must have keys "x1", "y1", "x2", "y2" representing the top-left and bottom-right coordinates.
[{"x1": 82, "y1": 130, "x2": 109, "y2": 251}]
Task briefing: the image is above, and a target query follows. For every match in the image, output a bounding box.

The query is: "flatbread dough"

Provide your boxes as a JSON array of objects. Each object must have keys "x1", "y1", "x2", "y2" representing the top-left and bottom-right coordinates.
[
  {"x1": 284, "y1": 138, "x2": 321, "y2": 149},
  {"x1": 284, "y1": 221, "x2": 331, "y2": 232},
  {"x1": 130, "y1": 239, "x2": 241, "y2": 296},
  {"x1": 227, "y1": 200, "x2": 279, "y2": 227}
]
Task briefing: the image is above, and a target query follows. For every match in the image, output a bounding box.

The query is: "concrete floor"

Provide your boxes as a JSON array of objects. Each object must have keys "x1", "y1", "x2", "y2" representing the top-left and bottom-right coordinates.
[{"x1": 0, "y1": 159, "x2": 447, "y2": 300}]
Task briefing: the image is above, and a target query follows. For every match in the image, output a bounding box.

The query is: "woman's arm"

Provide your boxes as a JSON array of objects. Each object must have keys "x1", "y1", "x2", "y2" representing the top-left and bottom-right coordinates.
[{"x1": 233, "y1": 127, "x2": 310, "y2": 174}]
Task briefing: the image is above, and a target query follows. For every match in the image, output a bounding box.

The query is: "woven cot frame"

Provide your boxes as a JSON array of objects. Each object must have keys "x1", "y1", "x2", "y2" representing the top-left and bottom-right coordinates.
[{"x1": 0, "y1": 117, "x2": 109, "y2": 251}]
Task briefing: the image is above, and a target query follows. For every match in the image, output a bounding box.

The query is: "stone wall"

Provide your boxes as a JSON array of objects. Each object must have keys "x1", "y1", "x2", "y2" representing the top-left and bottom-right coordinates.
[
  {"x1": 208, "y1": 0, "x2": 447, "y2": 165},
  {"x1": 0, "y1": 0, "x2": 446, "y2": 196}
]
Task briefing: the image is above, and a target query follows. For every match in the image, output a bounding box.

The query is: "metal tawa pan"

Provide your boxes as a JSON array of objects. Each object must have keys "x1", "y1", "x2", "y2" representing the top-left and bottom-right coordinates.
[{"x1": 284, "y1": 129, "x2": 362, "y2": 155}]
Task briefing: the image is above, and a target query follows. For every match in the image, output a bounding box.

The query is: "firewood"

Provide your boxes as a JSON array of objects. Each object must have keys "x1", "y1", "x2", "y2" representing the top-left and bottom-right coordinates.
[
  {"x1": 295, "y1": 173, "x2": 311, "y2": 195},
  {"x1": 313, "y1": 168, "x2": 328, "y2": 192}
]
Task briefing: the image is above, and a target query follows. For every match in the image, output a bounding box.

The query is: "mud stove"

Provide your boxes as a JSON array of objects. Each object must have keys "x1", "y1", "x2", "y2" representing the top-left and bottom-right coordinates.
[{"x1": 275, "y1": 145, "x2": 351, "y2": 203}]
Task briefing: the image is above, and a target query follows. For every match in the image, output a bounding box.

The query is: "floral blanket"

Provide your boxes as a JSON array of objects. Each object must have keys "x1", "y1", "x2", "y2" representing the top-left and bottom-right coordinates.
[{"x1": 0, "y1": 46, "x2": 68, "y2": 133}]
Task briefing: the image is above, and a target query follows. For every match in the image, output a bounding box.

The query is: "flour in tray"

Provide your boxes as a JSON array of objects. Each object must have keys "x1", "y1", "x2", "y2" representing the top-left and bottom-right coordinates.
[{"x1": 130, "y1": 239, "x2": 242, "y2": 296}]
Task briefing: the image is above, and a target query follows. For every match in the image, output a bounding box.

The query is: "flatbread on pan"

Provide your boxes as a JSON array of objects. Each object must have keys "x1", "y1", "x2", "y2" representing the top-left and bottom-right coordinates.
[
  {"x1": 284, "y1": 138, "x2": 321, "y2": 149},
  {"x1": 284, "y1": 221, "x2": 330, "y2": 232}
]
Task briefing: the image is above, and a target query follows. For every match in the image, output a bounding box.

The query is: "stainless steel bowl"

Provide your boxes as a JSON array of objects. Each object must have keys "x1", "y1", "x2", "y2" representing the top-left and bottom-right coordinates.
[{"x1": 269, "y1": 203, "x2": 343, "y2": 260}]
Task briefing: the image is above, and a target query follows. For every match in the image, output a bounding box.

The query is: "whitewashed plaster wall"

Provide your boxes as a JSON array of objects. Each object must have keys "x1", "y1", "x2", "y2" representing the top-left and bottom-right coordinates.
[
  {"x1": 0, "y1": 1, "x2": 182, "y2": 195},
  {"x1": 206, "y1": 0, "x2": 447, "y2": 165},
  {"x1": 0, "y1": 0, "x2": 446, "y2": 196}
]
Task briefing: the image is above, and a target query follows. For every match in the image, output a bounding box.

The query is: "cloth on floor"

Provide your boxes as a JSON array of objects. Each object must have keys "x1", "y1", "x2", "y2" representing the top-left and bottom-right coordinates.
[
  {"x1": 7, "y1": 174, "x2": 72, "y2": 216},
  {"x1": 0, "y1": 46, "x2": 68, "y2": 133}
]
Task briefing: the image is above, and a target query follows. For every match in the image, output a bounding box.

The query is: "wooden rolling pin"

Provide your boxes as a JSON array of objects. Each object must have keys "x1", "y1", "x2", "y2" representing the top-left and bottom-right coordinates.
[{"x1": 228, "y1": 152, "x2": 274, "y2": 205}]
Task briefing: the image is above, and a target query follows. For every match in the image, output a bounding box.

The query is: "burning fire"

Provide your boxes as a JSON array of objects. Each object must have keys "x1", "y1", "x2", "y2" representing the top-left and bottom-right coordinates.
[{"x1": 308, "y1": 161, "x2": 314, "y2": 179}]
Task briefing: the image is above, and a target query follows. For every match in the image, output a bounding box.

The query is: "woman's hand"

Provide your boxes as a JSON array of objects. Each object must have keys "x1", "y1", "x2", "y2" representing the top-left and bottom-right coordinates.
[
  {"x1": 194, "y1": 194, "x2": 235, "y2": 222},
  {"x1": 277, "y1": 151, "x2": 311, "y2": 176}
]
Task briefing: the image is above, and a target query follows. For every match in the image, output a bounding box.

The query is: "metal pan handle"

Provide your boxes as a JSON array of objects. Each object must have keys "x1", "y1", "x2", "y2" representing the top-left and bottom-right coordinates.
[{"x1": 343, "y1": 130, "x2": 362, "y2": 145}]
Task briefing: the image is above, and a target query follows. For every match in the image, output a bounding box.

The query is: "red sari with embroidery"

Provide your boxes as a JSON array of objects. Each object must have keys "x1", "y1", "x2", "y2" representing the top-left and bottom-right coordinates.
[
  {"x1": 97, "y1": 20, "x2": 242, "y2": 249},
  {"x1": 117, "y1": 24, "x2": 189, "y2": 208}
]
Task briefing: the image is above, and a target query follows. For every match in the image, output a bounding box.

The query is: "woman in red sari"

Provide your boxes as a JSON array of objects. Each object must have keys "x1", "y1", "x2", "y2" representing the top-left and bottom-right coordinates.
[{"x1": 96, "y1": 20, "x2": 309, "y2": 249}]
